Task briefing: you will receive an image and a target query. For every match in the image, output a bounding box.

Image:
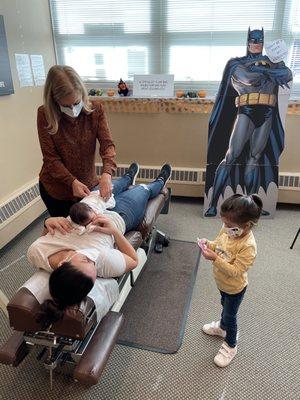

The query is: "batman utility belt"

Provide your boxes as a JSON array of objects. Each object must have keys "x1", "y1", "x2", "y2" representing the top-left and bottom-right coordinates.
[{"x1": 235, "y1": 93, "x2": 276, "y2": 107}]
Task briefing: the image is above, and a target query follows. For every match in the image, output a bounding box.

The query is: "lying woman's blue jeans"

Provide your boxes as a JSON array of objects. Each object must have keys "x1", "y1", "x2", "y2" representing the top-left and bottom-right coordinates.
[{"x1": 108, "y1": 176, "x2": 164, "y2": 232}]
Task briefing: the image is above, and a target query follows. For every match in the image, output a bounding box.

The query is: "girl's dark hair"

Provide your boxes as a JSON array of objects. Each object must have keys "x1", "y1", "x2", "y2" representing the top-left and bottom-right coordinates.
[
  {"x1": 36, "y1": 262, "x2": 94, "y2": 329},
  {"x1": 220, "y1": 194, "x2": 263, "y2": 224},
  {"x1": 69, "y1": 202, "x2": 93, "y2": 226}
]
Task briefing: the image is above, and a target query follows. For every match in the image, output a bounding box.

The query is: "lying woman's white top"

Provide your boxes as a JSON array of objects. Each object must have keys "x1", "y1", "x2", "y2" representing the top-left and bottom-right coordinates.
[{"x1": 27, "y1": 192, "x2": 126, "y2": 278}]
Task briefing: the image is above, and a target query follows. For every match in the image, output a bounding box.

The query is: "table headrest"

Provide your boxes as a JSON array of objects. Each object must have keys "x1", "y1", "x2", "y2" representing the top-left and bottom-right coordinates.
[
  {"x1": 8, "y1": 285, "x2": 96, "y2": 340},
  {"x1": 8, "y1": 266, "x2": 120, "y2": 340}
]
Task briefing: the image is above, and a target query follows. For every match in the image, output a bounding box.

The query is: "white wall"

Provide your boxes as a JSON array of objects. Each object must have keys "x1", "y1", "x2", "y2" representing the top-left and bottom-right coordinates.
[
  {"x1": 0, "y1": 0, "x2": 56, "y2": 204},
  {"x1": 0, "y1": 0, "x2": 56, "y2": 247}
]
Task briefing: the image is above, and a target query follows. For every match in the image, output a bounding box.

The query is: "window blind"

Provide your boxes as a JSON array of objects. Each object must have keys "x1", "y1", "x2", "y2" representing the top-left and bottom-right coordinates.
[
  {"x1": 288, "y1": 0, "x2": 300, "y2": 93},
  {"x1": 50, "y1": 0, "x2": 300, "y2": 97}
]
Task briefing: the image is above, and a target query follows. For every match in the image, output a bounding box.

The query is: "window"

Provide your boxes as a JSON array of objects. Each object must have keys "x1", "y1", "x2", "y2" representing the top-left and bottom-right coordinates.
[
  {"x1": 288, "y1": 0, "x2": 300, "y2": 86},
  {"x1": 50, "y1": 0, "x2": 300, "y2": 97}
]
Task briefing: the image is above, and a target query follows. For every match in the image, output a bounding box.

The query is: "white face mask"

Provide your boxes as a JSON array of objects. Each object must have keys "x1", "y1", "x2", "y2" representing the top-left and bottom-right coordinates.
[
  {"x1": 76, "y1": 249, "x2": 98, "y2": 263},
  {"x1": 58, "y1": 248, "x2": 98, "y2": 267},
  {"x1": 60, "y1": 100, "x2": 83, "y2": 118},
  {"x1": 223, "y1": 224, "x2": 244, "y2": 238}
]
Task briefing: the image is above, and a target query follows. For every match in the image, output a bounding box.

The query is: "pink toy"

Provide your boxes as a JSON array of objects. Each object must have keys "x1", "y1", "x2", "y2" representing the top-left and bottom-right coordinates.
[{"x1": 197, "y1": 238, "x2": 207, "y2": 251}]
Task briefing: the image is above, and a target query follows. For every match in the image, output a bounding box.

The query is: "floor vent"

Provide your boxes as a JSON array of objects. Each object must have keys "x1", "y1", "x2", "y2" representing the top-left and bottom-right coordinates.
[{"x1": 0, "y1": 182, "x2": 40, "y2": 225}]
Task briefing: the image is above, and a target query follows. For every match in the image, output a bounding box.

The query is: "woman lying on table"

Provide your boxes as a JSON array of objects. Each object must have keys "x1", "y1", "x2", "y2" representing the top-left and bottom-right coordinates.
[{"x1": 27, "y1": 164, "x2": 171, "y2": 327}]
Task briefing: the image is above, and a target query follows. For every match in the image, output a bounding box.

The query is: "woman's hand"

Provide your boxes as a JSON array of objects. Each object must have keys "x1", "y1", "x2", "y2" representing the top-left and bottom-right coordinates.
[
  {"x1": 91, "y1": 215, "x2": 117, "y2": 235},
  {"x1": 201, "y1": 247, "x2": 218, "y2": 261},
  {"x1": 72, "y1": 179, "x2": 91, "y2": 198},
  {"x1": 99, "y1": 173, "x2": 112, "y2": 201},
  {"x1": 45, "y1": 217, "x2": 73, "y2": 235}
]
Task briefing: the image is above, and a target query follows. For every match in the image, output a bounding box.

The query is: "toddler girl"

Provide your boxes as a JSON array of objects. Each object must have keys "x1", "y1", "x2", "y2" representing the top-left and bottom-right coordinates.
[{"x1": 199, "y1": 194, "x2": 262, "y2": 367}]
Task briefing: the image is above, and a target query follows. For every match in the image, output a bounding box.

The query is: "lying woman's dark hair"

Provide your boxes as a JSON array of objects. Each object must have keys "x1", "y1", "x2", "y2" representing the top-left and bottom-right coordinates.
[
  {"x1": 220, "y1": 194, "x2": 263, "y2": 224},
  {"x1": 36, "y1": 262, "x2": 94, "y2": 329}
]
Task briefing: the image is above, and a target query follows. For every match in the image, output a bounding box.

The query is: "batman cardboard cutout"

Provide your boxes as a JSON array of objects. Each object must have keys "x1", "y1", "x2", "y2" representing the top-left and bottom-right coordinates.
[{"x1": 204, "y1": 28, "x2": 292, "y2": 217}]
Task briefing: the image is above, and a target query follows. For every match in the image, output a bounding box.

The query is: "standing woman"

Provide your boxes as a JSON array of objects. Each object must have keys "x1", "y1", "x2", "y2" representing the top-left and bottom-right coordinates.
[{"x1": 37, "y1": 65, "x2": 117, "y2": 217}]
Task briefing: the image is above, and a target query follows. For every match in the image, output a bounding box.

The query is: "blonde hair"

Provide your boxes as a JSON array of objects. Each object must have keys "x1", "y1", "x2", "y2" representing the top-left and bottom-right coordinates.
[{"x1": 43, "y1": 65, "x2": 93, "y2": 134}]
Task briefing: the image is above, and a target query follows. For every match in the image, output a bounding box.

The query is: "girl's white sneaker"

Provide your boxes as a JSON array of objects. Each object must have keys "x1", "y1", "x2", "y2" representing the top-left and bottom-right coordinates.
[
  {"x1": 214, "y1": 342, "x2": 237, "y2": 367},
  {"x1": 202, "y1": 321, "x2": 226, "y2": 338}
]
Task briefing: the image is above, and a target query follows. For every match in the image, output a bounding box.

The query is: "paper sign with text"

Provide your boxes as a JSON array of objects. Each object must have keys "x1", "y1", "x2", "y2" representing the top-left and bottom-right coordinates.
[
  {"x1": 133, "y1": 74, "x2": 174, "y2": 98},
  {"x1": 265, "y1": 40, "x2": 288, "y2": 63}
]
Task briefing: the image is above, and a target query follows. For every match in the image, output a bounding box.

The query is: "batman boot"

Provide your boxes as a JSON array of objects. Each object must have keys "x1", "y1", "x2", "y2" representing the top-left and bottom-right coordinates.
[{"x1": 204, "y1": 205, "x2": 218, "y2": 217}]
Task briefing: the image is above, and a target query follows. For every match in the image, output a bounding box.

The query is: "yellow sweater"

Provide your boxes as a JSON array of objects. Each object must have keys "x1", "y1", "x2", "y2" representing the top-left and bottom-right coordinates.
[{"x1": 208, "y1": 229, "x2": 257, "y2": 294}]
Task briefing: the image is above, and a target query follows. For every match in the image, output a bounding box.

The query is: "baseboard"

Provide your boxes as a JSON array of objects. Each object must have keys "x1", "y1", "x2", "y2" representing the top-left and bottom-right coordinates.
[{"x1": 278, "y1": 189, "x2": 300, "y2": 204}]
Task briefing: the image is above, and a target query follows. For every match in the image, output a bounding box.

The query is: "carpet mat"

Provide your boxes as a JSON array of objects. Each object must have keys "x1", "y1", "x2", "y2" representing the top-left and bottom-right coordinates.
[{"x1": 117, "y1": 239, "x2": 200, "y2": 353}]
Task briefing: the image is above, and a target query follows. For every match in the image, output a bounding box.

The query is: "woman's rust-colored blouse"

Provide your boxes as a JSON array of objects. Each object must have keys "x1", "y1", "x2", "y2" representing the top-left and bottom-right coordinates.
[{"x1": 37, "y1": 101, "x2": 116, "y2": 201}]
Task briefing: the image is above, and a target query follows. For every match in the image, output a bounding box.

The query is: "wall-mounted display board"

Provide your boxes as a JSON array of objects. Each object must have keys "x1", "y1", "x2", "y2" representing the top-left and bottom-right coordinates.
[{"x1": 0, "y1": 15, "x2": 14, "y2": 96}]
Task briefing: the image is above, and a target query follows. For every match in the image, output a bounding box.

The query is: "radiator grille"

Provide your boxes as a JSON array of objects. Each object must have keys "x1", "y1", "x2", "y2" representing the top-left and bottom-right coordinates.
[
  {"x1": 279, "y1": 173, "x2": 300, "y2": 190},
  {"x1": 96, "y1": 164, "x2": 204, "y2": 184},
  {"x1": 97, "y1": 164, "x2": 299, "y2": 189},
  {"x1": 1, "y1": 168, "x2": 299, "y2": 226},
  {"x1": 0, "y1": 183, "x2": 40, "y2": 225}
]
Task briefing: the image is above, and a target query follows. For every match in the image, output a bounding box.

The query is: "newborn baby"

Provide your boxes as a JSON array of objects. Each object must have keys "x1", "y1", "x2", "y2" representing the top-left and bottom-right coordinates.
[
  {"x1": 69, "y1": 202, "x2": 96, "y2": 227},
  {"x1": 68, "y1": 190, "x2": 116, "y2": 235}
]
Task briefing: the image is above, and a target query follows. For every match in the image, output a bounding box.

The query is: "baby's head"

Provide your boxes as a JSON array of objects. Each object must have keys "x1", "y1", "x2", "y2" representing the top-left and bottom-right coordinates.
[
  {"x1": 220, "y1": 194, "x2": 262, "y2": 237},
  {"x1": 69, "y1": 202, "x2": 96, "y2": 226}
]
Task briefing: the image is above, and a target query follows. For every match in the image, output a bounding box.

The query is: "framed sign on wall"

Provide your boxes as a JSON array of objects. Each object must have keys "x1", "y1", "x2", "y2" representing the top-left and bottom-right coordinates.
[{"x1": 0, "y1": 15, "x2": 14, "y2": 95}]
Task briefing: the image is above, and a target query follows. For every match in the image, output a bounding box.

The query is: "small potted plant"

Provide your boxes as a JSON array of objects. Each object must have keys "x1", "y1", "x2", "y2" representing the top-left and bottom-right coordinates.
[
  {"x1": 106, "y1": 89, "x2": 115, "y2": 97},
  {"x1": 176, "y1": 89, "x2": 185, "y2": 98},
  {"x1": 198, "y1": 90, "x2": 207, "y2": 98}
]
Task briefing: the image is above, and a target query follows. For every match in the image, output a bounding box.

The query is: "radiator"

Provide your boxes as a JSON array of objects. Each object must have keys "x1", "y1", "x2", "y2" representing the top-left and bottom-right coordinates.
[
  {"x1": 0, "y1": 167, "x2": 299, "y2": 248},
  {"x1": 96, "y1": 164, "x2": 206, "y2": 185},
  {"x1": 97, "y1": 164, "x2": 300, "y2": 190}
]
